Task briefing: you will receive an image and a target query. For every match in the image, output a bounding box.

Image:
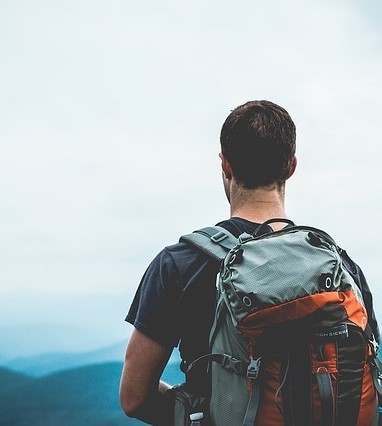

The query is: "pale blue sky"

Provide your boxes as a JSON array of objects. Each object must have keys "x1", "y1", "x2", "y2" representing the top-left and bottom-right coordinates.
[{"x1": 0, "y1": 0, "x2": 381, "y2": 355}]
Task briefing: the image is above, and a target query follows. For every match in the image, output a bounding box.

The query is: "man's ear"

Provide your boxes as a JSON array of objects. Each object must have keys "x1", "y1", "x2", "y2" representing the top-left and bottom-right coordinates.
[
  {"x1": 219, "y1": 152, "x2": 232, "y2": 180},
  {"x1": 286, "y1": 156, "x2": 297, "y2": 180}
]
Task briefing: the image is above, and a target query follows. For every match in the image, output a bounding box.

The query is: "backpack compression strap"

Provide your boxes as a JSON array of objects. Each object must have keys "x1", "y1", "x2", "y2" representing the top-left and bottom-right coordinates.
[
  {"x1": 186, "y1": 351, "x2": 262, "y2": 426},
  {"x1": 179, "y1": 226, "x2": 239, "y2": 261}
]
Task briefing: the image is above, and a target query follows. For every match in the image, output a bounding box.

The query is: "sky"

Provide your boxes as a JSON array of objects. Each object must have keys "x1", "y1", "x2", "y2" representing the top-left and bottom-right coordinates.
[{"x1": 0, "y1": 0, "x2": 381, "y2": 356}]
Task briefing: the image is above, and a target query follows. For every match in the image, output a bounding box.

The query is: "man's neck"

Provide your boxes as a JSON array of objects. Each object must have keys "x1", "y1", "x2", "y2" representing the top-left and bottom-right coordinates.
[{"x1": 229, "y1": 183, "x2": 288, "y2": 230}]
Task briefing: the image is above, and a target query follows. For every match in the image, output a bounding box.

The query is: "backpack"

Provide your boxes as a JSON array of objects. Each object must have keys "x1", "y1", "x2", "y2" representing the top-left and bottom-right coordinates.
[{"x1": 180, "y1": 219, "x2": 382, "y2": 426}]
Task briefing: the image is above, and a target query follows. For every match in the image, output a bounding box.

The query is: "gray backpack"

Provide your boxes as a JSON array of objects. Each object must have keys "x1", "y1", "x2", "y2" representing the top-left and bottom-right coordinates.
[{"x1": 181, "y1": 219, "x2": 382, "y2": 426}]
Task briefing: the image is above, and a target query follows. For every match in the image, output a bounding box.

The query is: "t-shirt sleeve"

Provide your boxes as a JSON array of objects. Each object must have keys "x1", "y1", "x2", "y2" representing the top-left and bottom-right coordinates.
[{"x1": 126, "y1": 247, "x2": 182, "y2": 347}]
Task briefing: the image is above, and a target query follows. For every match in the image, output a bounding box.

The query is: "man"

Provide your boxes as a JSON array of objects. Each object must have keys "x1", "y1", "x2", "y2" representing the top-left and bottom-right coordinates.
[{"x1": 119, "y1": 100, "x2": 379, "y2": 425}]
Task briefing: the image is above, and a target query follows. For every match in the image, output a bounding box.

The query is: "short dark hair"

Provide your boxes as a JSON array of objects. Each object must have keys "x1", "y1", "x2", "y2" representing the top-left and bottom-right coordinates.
[{"x1": 220, "y1": 100, "x2": 296, "y2": 189}]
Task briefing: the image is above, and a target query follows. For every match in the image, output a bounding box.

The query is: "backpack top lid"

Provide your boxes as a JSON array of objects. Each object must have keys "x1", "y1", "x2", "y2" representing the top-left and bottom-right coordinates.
[{"x1": 181, "y1": 221, "x2": 367, "y2": 333}]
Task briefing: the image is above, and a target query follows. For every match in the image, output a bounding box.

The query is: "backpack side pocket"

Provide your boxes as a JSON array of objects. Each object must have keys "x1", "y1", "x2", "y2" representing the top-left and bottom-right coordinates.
[{"x1": 167, "y1": 384, "x2": 209, "y2": 425}]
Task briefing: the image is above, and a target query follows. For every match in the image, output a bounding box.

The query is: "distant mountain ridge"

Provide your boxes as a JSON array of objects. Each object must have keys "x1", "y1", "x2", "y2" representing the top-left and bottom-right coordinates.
[
  {"x1": 0, "y1": 362, "x2": 131, "y2": 426},
  {"x1": 0, "y1": 337, "x2": 184, "y2": 425},
  {"x1": 3, "y1": 340, "x2": 127, "y2": 376},
  {"x1": 0, "y1": 359, "x2": 184, "y2": 426}
]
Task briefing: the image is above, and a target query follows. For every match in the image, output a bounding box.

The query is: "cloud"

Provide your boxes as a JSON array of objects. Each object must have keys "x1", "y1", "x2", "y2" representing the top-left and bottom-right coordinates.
[{"x1": 0, "y1": 0, "x2": 381, "y2": 328}]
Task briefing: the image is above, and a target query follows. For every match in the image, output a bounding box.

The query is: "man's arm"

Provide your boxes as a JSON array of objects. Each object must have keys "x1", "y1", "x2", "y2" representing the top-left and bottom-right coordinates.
[{"x1": 119, "y1": 328, "x2": 174, "y2": 425}]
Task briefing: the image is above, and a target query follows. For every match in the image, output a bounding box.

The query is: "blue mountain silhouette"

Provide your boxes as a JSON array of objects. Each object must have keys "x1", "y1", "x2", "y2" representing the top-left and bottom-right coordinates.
[{"x1": 0, "y1": 357, "x2": 184, "y2": 425}]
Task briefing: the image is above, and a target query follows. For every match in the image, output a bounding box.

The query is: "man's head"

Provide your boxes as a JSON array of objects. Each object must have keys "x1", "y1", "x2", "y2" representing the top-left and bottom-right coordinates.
[{"x1": 220, "y1": 100, "x2": 296, "y2": 190}]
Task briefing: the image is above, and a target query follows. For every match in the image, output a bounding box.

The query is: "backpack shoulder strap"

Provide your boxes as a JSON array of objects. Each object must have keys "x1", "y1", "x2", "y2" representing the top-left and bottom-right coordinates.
[{"x1": 179, "y1": 226, "x2": 239, "y2": 261}]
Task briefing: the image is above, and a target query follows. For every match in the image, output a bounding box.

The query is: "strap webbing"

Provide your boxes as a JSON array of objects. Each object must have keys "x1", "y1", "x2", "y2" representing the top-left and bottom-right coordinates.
[
  {"x1": 316, "y1": 370, "x2": 334, "y2": 426},
  {"x1": 180, "y1": 226, "x2": 238, "y2": 261},
  {"x1": 242, "y1": 357, "x2": 262, "y2": 426},
  {"x1": 208, "y1": 292, "x2": 227, "y2": 346},
  {"x1": 242, "y1": 379, "x2": 261, "y2": 426}
]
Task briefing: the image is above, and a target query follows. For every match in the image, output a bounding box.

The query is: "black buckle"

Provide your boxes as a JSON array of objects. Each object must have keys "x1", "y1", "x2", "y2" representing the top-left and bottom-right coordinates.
[
  {"x1": 247, "y1": 357, "x2": 261, "y2": 380},
  {"x1": 221, "y1": 355, "x2": 244, "y2": 375}
]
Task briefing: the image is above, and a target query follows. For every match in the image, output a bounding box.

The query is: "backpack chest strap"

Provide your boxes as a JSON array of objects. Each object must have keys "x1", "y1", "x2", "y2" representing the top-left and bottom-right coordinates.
[{"x1": 187, "y1": 352, "x2": 261, "y2": 378}]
